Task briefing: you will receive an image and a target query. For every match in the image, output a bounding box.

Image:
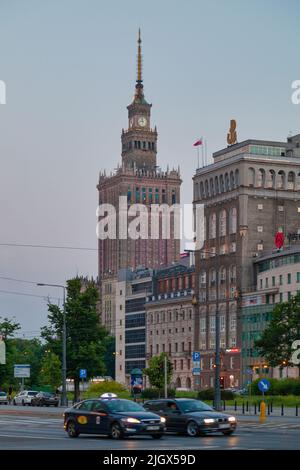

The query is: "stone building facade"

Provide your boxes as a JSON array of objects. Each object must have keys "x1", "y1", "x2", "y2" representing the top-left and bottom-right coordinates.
[
  {"x1": 145, "y1": 263, "x2": 196, "y2": 390},
  {"x1": 193, "y1": 134, "x2": 300, "y2": 388}
]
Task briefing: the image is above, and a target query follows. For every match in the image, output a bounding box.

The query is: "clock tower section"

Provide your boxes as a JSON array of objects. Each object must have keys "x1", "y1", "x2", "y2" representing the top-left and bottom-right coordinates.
[{"x1": 121, "y1": 30, "x2": 157, "y2": 170}]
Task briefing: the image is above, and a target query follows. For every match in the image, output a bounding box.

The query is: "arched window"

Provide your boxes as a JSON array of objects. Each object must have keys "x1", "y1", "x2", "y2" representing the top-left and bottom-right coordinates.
[
  {"x1": 209, "y1": 269, "x2": 216, "y2": 286},
  {"x1": 220, "y1": 175, "x2": 224, "y2": 192},
  {"x1": 210, "y1": 178, "x2": 214, "y2": 196},
  {"x1": 175, "y1": 377, "x2": 181, "y2": 388},
  {"x1": 288, "y1": 171, "x2": 295, "y2": 190},
  {"x1": 214, "y1": 176, "x2": 219, "y2": 194},
  {"x1": 219, "y1": 209, "x2": 227, "y2": 236},
  {"x1": 230, "y1": 171, "x2": 234, "y2": 189},
  {"x1": 186, "y1": 377, "x2": 191, "y2": 389},
  {"x1": 235, "y1": 169, "x2": 240, "y2": 186},
  {"x1": 229, "y1": 265, "x2": 236, "y2": 283},
  {"x1": 248, "y1": 167, "x2": 255, "y2": 186},
  {"x1": 257, "y1": 169, "x2": 266, "y2": 188},
  {"x1": 219, "y1": 266, "x2": 226, "y2": 284},
  {"x1": 225, "y1": 173, "x2": 230, "y2": 191},
  {"x1": 229, "y1": 207, "x2": 237, "y2": 234},
  {"x1": 205, "y1": 180, "x2": 209, "y2": 198},
  {"x1": 277, "y1": 170, "x2": 285, "y2": 189},
  {"x1": 297, "y1": 172, "x2": 300, "y2": 190},
  {"x1": 267, "y1": 169, "x2": 276, "y2": 188},
  {"x1": 200, "y1": 182, "x2": 204, "y2": 198},
  {"x1": 209, "y1": 213, "x2": 216, "y2": 239}
]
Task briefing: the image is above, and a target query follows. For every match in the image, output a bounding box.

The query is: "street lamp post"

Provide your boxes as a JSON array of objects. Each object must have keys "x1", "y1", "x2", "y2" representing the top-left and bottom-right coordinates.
[{"x1": 37, "y1": 283, "x2": 67, "y2": 407}]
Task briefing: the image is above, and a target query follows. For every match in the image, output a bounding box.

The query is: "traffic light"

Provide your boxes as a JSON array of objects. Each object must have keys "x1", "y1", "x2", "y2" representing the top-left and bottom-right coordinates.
[{"x1": 220, "y1": 376, "x2": 225, "y2": 389}]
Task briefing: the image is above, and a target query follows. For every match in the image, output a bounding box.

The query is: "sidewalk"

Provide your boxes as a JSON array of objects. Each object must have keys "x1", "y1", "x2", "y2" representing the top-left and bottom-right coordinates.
[{"x1": 223, "y1": 404, "x2": 299, "y2": 418}]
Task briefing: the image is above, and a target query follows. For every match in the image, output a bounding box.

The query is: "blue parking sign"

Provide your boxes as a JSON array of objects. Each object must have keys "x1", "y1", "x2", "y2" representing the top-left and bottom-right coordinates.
[{"x1": 192, "y1": 351, "x2": 201, "y2": 362}]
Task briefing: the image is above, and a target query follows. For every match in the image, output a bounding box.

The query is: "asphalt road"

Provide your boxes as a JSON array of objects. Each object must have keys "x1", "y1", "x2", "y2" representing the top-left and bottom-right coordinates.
[{"x1": 0, "y1": 405, "x2": 299, "y2": 450}]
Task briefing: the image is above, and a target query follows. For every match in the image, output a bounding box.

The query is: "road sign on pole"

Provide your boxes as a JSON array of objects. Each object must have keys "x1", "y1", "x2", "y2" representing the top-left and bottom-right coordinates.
[
  {"x1": 192, "y1": 351, "x2": 201, "y2": 362},
  {"x1": 79, "y1": 369, "x2": 87, "y2": 379},
  {"x1": 14, "y1": 364, "x2": 30, "y2": 378},
  {"x1": 258, "y1": 378, "x2": 270, "y2": 394}
]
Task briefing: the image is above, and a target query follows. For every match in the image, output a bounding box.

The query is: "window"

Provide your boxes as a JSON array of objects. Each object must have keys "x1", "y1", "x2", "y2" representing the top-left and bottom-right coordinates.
[
  {"x1": 175, "y1": 343, "x2": 178, "y2": 352},
  {"x1": 278, "y1": 206, "x2": 284, "y2": 212},
  {"x1": 272, "y1": 276, "x2": 275, "y2": 286},
  {"x1": 257, "y1": 226, "x2": 263, "y2": 233},
  {"x1": 174, "y1": 360, "x2": 177, "y2": 370},
  {"x1": 156, "y1": 344, "x2": 159, "y2": 354},
  {"x1": 265, "y1": 278, "x2": 269, "y2": 288},
  {"x1": 260, "y1": 279, "x2": 263, "y2": 289},
  {"x1": 169, "y1": 344, "x2": 171, "y2": 353},
  {"x1": 230, "y1": 337, "x2": 236, "y2": 347},
  {"x1": 200, "y1": 340, "x2": 206, "y2": 350},
  {"x1": 288, "y1": 292, "x2": 292, "y2": 301},
  {"x1": 280, "y1": 293, "x2": 283, "y2": 302},
  {"x1": 258, "y1": 204, "x2": 263, "y2": 210},
  {"x1": 210, "y1": 337, "x2": 216, "y2": 349},
  {"x1": 230, "y1": 242, "x2": 236, "y2": 253},
  {"x1": 297, "y1": 272, "x2": 300, "y2": 283},
  {"x1": 279, "y1": 275, "x2": 283, "y2": 286},
  {"x1": 180, "y1": 359, "x2": 184, "y2": 370},
  {"x1": 220, "y1": 315, "x2": 226, "y2": 332},
  {"x1": 210, "y1": 316, "x2": 216, "y2": 333},
  {"x1": 230, "y1": 357, "x2": 234, "y2": 369},
  {"x1": 287, "y1": 273, "x2": 291, "y2": 284},
  {"x1": 181, "y1": 342, "x2": 185, "y2": 352},
  {"x1": 229, "y1": 207, "x2": 237, "y2": 234},
  {"x1": 219, "y1": 210, "x2": 227, "y2": 236},
  {"x1": 257, "y1": 243, "x2": 264, "y2": 251},
  {"x1": 200, "y1": 317, "x2": 206, "y2": 333},
  {"x1": 230, "y1": 314, "x2": 236, "y2": 331},
  {"x1": 210, "y1": 358, "x2": 214, "y2": 370},
  {"x1": 209, "y1": 213, "x2": 217, "y2": 239}
]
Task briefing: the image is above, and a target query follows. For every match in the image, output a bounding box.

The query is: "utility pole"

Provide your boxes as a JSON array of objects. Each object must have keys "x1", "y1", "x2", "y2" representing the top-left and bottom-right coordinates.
[{"x1": 164, "y1": 355, "x2": 168, "y2": 398}]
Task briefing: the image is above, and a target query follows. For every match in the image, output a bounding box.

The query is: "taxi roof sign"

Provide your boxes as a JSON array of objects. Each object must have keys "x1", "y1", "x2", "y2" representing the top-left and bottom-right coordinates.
[{"x1": 100, "y1": 393, "x2": 118, "y2": 399}]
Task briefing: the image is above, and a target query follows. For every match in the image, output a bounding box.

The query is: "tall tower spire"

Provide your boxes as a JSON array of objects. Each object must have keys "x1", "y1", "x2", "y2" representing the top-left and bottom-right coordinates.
[{"x1": 137, "y1": 28, "x2": 142, "y2": 84}]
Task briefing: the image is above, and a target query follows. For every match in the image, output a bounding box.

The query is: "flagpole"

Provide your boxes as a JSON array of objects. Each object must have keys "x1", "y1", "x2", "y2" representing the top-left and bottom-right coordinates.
[
  {"x1": 205, "y1": 139, "x2": 207, "y2": 165},
  {"x1": 201, "y1": 136, "x2": 204, "y2": 167}
]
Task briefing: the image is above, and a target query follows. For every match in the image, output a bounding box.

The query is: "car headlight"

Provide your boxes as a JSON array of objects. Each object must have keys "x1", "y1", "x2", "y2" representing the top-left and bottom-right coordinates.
[
  {"x1": 228, "y1": 416, "x2": 236, "y2": 423},
  {"x1": 203, "y1": 418, "x2": 215, "y2": 424},
  {"x1": 160, "y1": 417, "x2": 166, "y2": 424},
  {"x1": 125, "y1": 417, "x2": 141, "y2": 424}
]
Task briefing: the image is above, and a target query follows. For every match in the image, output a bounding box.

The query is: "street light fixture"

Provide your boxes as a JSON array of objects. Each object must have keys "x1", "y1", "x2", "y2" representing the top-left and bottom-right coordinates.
[{"x1": 37, "y1": 282, "x2": 67, "y2": 406}]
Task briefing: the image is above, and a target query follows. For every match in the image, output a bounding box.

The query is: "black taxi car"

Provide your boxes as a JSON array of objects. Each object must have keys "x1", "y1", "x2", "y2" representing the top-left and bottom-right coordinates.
[
  {"x1": 63, "y1": 396, "x2": 166, "y2": 439},
  {"x1": 144, "y1": 398, "x2": 237, "y2": 437}
]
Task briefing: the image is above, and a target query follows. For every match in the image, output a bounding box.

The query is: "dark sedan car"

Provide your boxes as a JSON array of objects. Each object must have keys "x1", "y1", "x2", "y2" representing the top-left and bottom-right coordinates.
[
  {"x1": 63, "y1": 398, "x2": 166, "y2": 439},
  {"x1": 144, "y1": 398, "x2": 237, "y2": 437},
  {"x1": 31, "y1": 392, "x2": 59, "y2": 407}
]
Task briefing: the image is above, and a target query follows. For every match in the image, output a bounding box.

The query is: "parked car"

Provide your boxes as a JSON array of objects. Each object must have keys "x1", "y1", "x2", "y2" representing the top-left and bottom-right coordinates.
[
  {"x1": 144, "y1": 398, "x2": 237, "y2": 437},
  {"x1": 63, "y1": 396, "x2": 166, "y2": 439},
  {"x1": 31, "y1": 392, "x2": 59, "y2": 407},
  {"x1": 13, "y1": 390, "x2": 39, "y2": 406},
  {"x1": 0, "y1": 392, "x2": 8, "y2": 405}
]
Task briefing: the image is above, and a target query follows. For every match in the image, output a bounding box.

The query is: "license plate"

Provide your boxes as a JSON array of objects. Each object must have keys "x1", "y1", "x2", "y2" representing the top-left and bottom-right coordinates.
[
  {"x1": 219, "y1": 424, "x2": 230, "y2": 429},
  {"x1": 147, "y1": 425, "x2": 160, "y2": 431}
]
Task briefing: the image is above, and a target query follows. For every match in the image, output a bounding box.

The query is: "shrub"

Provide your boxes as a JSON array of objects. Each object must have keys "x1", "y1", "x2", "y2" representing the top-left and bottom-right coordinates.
[
  {"x1": 250, "y1": 378, "x2": 300, "y2": 396},
  {"x1": 85, "y1": 380, "x2": 130, "y2": 399}
]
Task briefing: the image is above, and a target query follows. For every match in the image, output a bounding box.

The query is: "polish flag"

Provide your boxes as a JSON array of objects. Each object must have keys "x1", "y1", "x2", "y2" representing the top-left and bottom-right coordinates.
[{"x1": 193, "y1": 139, "x2": 202, "y2": 147}]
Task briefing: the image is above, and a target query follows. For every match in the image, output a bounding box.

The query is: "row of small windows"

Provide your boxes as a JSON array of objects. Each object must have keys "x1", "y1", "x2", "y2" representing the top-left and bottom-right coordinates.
[
  {"x1": 123, "y1": 141, "x2": 156, "y2": 151},
  {"x1": 148, "y1": 309, "x2": 193, "y2": 324},
  {"x1": 204, "y1": 208, "x2": 237, "y2": 239},
  {"x1": 127, "y1": 187, "x2": 176, "y2": 204},
  {"x1": 199, "y1": 314, "x2": 237, "y2": 333},
  {"x1": 150, "y1": 326, "x2": 192, "y2": 335},
  {"x1": 248, "y1": 168, "x2": 300, "y2": 190},
  {"x1": 199, "y1": 266, "x2": 237, "y2": 287},
  {"x1": 257, "y1": 254, "x2": 300, "y2": 273},
  {"x1": 259, "y1": 272, "x2": 300, "y2": 289},
  {"x1": 199, "y1": 337, "x2": 237, "y2": 350},
  {"x1": 149, "y1": 342, "x2": 192, "y2": 355},
  {"x1": 195, "y1": 169, "x2": 240, "y2": 200}
]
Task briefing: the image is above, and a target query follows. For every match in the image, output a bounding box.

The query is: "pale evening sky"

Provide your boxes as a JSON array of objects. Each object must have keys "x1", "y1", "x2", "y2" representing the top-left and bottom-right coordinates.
[{"x1": 0, "y1": 0, "x2": 299, "y2": 336}]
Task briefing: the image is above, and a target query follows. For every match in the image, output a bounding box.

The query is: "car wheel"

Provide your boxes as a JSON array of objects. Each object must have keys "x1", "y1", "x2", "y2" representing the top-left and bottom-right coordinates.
[
  {"x1": 22, "y1": 400, "x2": 25, "y2": 406},
  {"x1": 186, "y1": 420, "x2": 199, "y2": 437},
  {"x1": 222, "y1": 430, "x2": 234, "y2": 436},
  {"x1": 110, "y1": 423, "x2": 124, "y2": 439},
  {"x1": 13, "y1": 399, "x2": 16, "y2": 406},
  {"x1": 55, "y1": 403, "x2": 58, "y2": 407},
  {"x1": 67, "y1": 421, "x2": 79, "y2": 438},
  {"x1": 151, "y1": 434, "x2": 163, "y2": 439}
]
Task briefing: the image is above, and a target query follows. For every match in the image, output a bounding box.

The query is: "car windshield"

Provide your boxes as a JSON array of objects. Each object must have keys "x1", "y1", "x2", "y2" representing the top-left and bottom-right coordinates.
[
  {"x1": 178, "y1": 400, "x2": 213, "y2": 413},
  {"x1": 28, "y1": 392, "x2": 38, "y2": 396},
  {"x1": 105, "y1": 399, "x2": 145, "y2": 413},
  {"x1": 0, "y1": 392, "x2": 6, "y2": 396}
]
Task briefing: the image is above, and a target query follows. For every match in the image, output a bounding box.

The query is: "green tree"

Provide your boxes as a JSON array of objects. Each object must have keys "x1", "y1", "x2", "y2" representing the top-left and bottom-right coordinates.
[
  {"x1": 39, "y1": 352, "x2": 61, "y2": 390},
  {"x1": 143, "y1": 353, "x2": 173, "y2": 390},
  {"x1": 41, "y1": 277, "x2": 109, "y2": 401},
  {"x1": 0, "y1": 317, "x2": 20, "y2": 339},
  {"x1": 255, "y1": 294, "x2": 300, "y2": 375}
]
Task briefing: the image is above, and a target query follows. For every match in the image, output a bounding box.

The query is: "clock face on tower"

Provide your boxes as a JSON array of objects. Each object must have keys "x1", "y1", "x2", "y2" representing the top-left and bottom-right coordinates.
[{"x1": 138, "y1": 116, "x2": 147, "y2": 127}]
